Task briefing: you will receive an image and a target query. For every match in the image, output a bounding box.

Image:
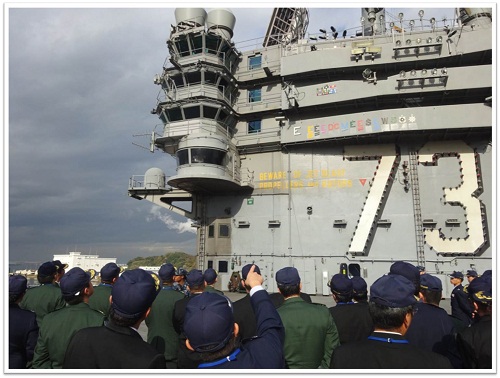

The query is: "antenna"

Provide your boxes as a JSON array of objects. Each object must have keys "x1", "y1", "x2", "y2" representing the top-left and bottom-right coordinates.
[{"x1": 132, "y1": 131, "x2": 156, "y2": 153}]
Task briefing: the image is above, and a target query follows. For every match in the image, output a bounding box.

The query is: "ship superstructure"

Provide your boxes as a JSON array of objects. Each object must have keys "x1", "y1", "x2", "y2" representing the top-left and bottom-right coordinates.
[{"x1": 129, "y1": 7, "x2": 493, "y2": 296}]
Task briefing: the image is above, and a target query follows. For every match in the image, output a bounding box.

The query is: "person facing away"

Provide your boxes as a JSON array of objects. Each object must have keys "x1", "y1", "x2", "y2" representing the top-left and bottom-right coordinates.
[
  {"x1": 389, "y1": 261, "x2": 421, "y2": 298},
  {"x1": 203, "y1": 268, "x2": 224, "y2": 295},
  {"x1": 405, "y1": 274, "x2": 462, "y2": 368},
  {"x1": 9, "y1": 275, "x2": 39, "y2": 369},
  {"x1": 63, "y1": 268, "x2": 165, "y2": 369},
  {"x1": 456, "y1": 272, "x2": 492, "y2": 369},
  {"x1": 146, "y1": 263, "x2": 184, "y2": 368},
  {"x1": 32, "y1": 267, "x2": 105, "y2": 369},
  {"x1": 183, "y1": 265, "x2": 285, "y2": 369},
  {"x1": 330, "y1": 274, "x2": 452, "y2": 369},
  {"x1": 19, "y1": 261, "x2": 66, "y2": 327},
  {"x1": 233, "y1": 264, "x2": 262, "y2": 341},
  {"x1": 328, "y1": 274, "x2": 373, "y2": 345},
  {"x1": 448, "y1": 271, "x2": 474, "y2": 329},
  {"x1": 276, "y1": 267, "x2": 340, "y2": 369},
  {"x1": 51, "y1": 260, "x2": 68, "y2": 286},
  {"x1": 88, "y1": 262, "x2": 122, "y2": 317}
]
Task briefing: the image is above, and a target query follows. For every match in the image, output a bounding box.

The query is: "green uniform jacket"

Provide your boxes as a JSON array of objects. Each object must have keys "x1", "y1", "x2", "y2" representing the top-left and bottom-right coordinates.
[
  {"x1": 145, "y1": 286, "x2": 184, "y2": 368},
  {"x1": 32, "y1": 302, "x2": 104, "y2": 369},
  {"x1": 19, "y1": 283, "x2": 65, "y2": 327},
  {"x1": 88, "y1": 284, "x2": 112, "y2": 317},
  {"x1": 203, "y1": 285, "x2": 224, "y2": 295},
  {"x1": 277, "y1": 297, "x2": 340, "y2": 369}
]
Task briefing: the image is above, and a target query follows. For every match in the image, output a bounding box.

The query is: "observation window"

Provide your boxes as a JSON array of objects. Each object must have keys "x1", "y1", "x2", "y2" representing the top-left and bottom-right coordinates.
[
  {"x1": 190, "y1": 148, "x2": 225, "y2": 165},
  {"x1": 219, "y1": 224, "x2": 230, "y2": 238},
  {"x1": 248, "y1": 88, "x2": 262, "y2": 103},
  {"x1": 249, "y1": 54, "x2": 262, "y2": 70},
  {"x1": 248, "y1": 120, "x2": 262, "y2": 134}
]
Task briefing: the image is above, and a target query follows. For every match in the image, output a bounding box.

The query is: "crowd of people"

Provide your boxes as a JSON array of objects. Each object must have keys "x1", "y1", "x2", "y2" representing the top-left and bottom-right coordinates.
[{"x1": 9, "y1": 259, "x2": 492, "y2": 370}]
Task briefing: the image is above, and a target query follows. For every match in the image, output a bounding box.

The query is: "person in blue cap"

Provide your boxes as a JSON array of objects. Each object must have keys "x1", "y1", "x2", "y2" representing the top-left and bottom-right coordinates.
[
  {"x1": 405, "y1": 274, "x2": 462, "y2": 368},
  {"x1": 32, "y1": 267, "x2": 104, "y2": 368},
  {"x1": 351, "y1": 276, "x2": 369, "y2": 303},
  {"x1": 457, "y1": 273, "x2": 492, "y2": 369},
  {"x1": 146, "y1": 263, "x2": 184, "y2": 368},
  {"x1": 330, "y1": 274, "x2": 452, "y2": 369},
  {"x1": 329, "y1": 274, "x2": 373, "y2": 345},
  {"x1": 19, "y1": 261, "x2": 65, "y2": 326},
  {"x1": 276, "y1": 267, "x2": 339, "y2": 368},
  {"x1": 449, "y1": 271, "x2": 473, "y2": 329},
  {"x1": 51, "y1": 260, "x2": 69, "y2": 286},
  {"x1": 63, "y1": 269, "x2": 165, "y2": 369},
  {"x1": 9, "y1": 275, "x2": 39, "y2": 369},
  {"x1": 233, "y1": 263, "x2": 262, "y2": 341},
  {"x1": 203, "y1": 268, "x2": 224, "y2": 295},
  {"x1": 389, "y1": 261, "x2": 421, "y2": 297},
  {"x1": 88, "y1": 262, "x2": 122, "y2": 317},
  {"x1": 465, "y1": 270, "x2": 478, "y2": 284},
  {"x1": 183, "y1": 265, "x2": 285, "y2": 368}
]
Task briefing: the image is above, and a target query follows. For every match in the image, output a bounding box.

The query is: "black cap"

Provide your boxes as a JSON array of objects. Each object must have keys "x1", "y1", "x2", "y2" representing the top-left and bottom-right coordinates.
[
  {"x1": 449, "y1": 271, "x2": 464, "y2": 279},
  {"x1": 242, "y1": 264, "x2": 261, "y2": 280},
  {"x1": 370, "y1": 274, "x2": 417, "y2": 308},
  {"x1": 466, "y1": 275, "x2": 492, "y2": 304},
  {"x1": 100, "y1": 263, "x2": 121, "y2": 281},
  {"x1": 52, "y1": 260, "x2": 69, "y2": 271},
  {"x1": 203, "y1": 268, "x2": 218, "y2": 285},
  {"x1": 466, "y1": 270, "x2": 478, "y2": 278},
  {"x1": 329, "y1": 274, "x2": 353, "y2": 295},
  {"x1": 420, "y1": 274, "x2": 442, "y2": 292},
  {"x1": 9, "y1": 275, "x2": 28, "y2": 295},
  {"x1": 60, "y1": 267, "x2": 95, "y2": 297},
  {"x1": 351, "y1": 276, "x2": 368, "y2": 294},
  {"x1": 175, "y1": 267, "x2": 188, "y2": 276},
  {"x1": 276, "y1": 267, "x2": 300, "y2": 285},
  {"x1": 38, "y1": 261, "x2": 57, "y2": 277},
  {"x1": 186, "y1": 269, "x2": 204, "y2": 287},
  {"x1": 158, "y1": 263, "x2": 176, "y2": 281}
]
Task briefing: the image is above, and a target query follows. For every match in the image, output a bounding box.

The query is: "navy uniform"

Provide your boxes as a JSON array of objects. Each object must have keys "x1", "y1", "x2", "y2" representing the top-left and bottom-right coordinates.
[
  {"x1": 328, "y1": 274, "x2": 373, "y2": 345},
  {"x1": 88, "y1": 262, "x2": 122, "y2": 317},
  {"x1": 276, "y1": 267, "x2": 339, "y2": 368},
  {"x1": 32, "y1": 268, "x2": 104, "y2": 368},
  {"x1": 9, "y1": 275, "x2": 39, "y2": 369},
  {"x1": 233, "y1": 264, "x2": 262, "y2": 341},
  {"x1": 203, "y1": 268, "x2": 224, "y2": 295},
  {"x1": 331, "y1": 274, "x2": 452, "y2": 369},
  {"x1": 449, "y1": 271, "x2": 473, "y2": 328},
  {"x1": 64, "y1": 269, "x2": 165, "y2": 369},
  {"x1": 146, "y1": 263, "x2": 184, "y2": 368},
  {"x1": 19, "y1": 262, "x2": 65, "y2": 326},
  {"x1": 184, "y1": 289, "x2": 285, "y2": 368}
]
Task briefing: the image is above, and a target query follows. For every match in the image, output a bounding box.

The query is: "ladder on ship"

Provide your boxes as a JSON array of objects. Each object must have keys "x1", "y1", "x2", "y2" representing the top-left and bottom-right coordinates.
[
  {"x1": 197, "y1": 200, "x2": 207, "y2": 270},
  {"x1": 409, "y1": 151, "x2": 426, "y2": 267}
]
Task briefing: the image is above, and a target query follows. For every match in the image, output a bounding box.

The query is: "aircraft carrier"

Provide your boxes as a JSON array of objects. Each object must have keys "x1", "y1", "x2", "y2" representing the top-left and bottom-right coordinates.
[{"x1": 128, "y1": 7, "x2": 493, "y2": 297}]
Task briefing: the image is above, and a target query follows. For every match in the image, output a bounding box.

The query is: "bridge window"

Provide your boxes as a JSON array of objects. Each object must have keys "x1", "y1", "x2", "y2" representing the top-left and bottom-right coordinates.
[
  {"x1": 219, "y1": 224, "x2": 230, "y2": 237},
  {"x1": 348, "y1": 264, "x2": 361, "y2": 277},
  {"x1": 184, "y1": 106, "x2": 200, "y2": 119},
  {"x1": 248, "y1": 88, "x2": 262, "y2": 103},
  {"x1": 218, "y1": 260, "x2": 228, "y2": 273},
  {"x1": 177, "y1": 149, "x2": 189, "y2": 166},
  {"x1": 208, "y1": 225, "x2": 215, "y2": 238},
  {"x1": 249, "y1": 54, "x2": 262, "y2": 70},
  {"x1": 190, "y1": 148, "x2": 225, "y2": 165},
  {"x1": 248, "y1": 120, "x2": 262, "y2": 134}
]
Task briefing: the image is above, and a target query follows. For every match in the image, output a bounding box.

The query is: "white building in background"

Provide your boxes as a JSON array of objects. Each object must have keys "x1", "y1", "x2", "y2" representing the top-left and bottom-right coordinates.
[{"x1": 52, "y1": 252, "x2": 117, "y2": 273}]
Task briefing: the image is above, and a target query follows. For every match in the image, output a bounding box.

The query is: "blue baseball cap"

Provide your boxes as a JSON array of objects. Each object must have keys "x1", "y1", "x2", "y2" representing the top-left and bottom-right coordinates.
[
  {"x1": 449, "y1": 271, "x2": 464, "y2": 279},
  {"x1": 420, "y1": 274, "x2": 442, "y2": 292},
  {"x1": 389, "y1": 261, "x2": 420, "y2": 286},
  {"x1": 38, "y1": 261, "x2": 57, "y2": 277},
  {"x1": 351, "y1": 276, "x2": 368, "y2": 294},
  {"x1": 242, "y1": 264, "x2": 261, "y2": 280},
  {"x1": 184, "y1": 292, "x2": 234, "y2": 353},
  {"x1": 329, "y1": 274, "x2": 353, "y2": 295},
  {"x1": 466, "y1": 275, "x2": 492, "y2": 304},
  {"x1": 466, "y1": 270, "x2": 478, "y2": 278},
  {"x1": 370, "y1": 274, "x2": 417, "y2": 308},
  {"x1": 186, "y1": 269, "x2": 204, "y2": 287},
  {"x1": 9, "y1": 275, "x2": 28, "y2": 295},
  {"x1": 158, "y1": 263, "x2": 176, "y2": 281},
  {"x1": 111, "y1": 269, "x2": 161, "y2": 318},
  {"x1": 100, "y1": 263, "x2": 121, "y2": 281},
  {"x1": 52, "y1": 260, "x2": 68, "y2": 271},
  {"x1": 276, "y1": 267, "x2": 301, "y2": 285},
  {"x1": 60, "y1": 267, "x2": 95, "y2": 297},
  {"x1": 203, "y1": 268, "x2": 218, "y2": 285}
]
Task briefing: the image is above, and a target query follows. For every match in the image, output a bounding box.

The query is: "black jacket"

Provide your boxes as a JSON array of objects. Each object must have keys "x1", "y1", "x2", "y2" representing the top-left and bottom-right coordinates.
[{"x1": 9, "y1": 304, "x2": 39, "y2": 369}]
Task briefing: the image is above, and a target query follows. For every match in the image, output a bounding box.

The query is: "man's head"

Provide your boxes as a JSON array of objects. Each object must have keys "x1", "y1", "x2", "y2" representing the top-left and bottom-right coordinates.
[
  {"x1": 37, "y1": 261, "x2": 57, "y2": 284},
  {"x1": 9, "y1": 275, "x2": 28, "y2": 304},
  {"x1": 203, "y1": 268, "x2": 218, "y2": 286},
  {"x1": 351, "y1": 276, "x2": 368, "y2": 302},
  {"x1": 329, "y1": 274, "x2": 353, "y2": 303},
  {"x1": 449, "y1": 271, "x2": 464, "y2": 286},
  {"x1": 186, "y1": 269, "x2": 205, "y2": 292},
  {"x1": 276, "y1": 267, "x2": 301, "y2": 298},
  {"x1": 419, "y1": 274, "x2": 443, "y2": 305},
  {"x1": 241, "y1": 264, "x2": 261, "y2": 291},
  {"x1": 110, "y1": 269, "x2": 161, "y2": 327},
  {"x1": 60, "y1": 267, "x2": 95, "y2": 304},
  {"x1": 52, "y1": 260, "x2": 69, "y2": 282},
  {"x1": 100, "y1": 263, "x2": 121, "y2": 284},
  {"x1": 174, "y1": 267, "x2": 187, "y2": 283},
  {"x1": 389, "y1": 261, "x2": 420, "y2": 296},
  {"x1": 158, "y1": 263, "x2": 176, "y2": 284},
  {"x1": 369, "y1": 274, "x2": 417, "y2": 334},
  {"x1": 184, "y1": 292, "x2": 238, "y2": 359},
  {"x1": 466, "y1": 270, "x2": 478, "y2": 284},
  {"x1": 465, "y1": 274, "x2": 492, "y2": 316}
]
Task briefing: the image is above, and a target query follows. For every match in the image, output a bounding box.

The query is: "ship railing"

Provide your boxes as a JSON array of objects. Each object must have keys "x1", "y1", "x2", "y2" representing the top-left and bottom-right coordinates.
[
  {"x1": 167, "y1": 48, "x2": 237, "y2": 73},
  {"x1": 158, "y1": 120, "x2": 235, "y2": 140},
  {"x1": 128, "y1": 175, "x2": 171, "y2": 190},
  {"x1": 234, "y1": 126, "x2": 281, "y2": 143},
  {"x1": 157, "y1": 80, "x2": 236, "y2": 106},
  {"x1": 235, "y1": 92, "x2": 282, "y2": 112}
]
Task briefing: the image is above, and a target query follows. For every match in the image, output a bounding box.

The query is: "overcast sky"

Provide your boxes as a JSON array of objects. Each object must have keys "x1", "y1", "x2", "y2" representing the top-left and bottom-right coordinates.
[{"x1": 5, "y1": 2, "x2": 458, "y2": 268}]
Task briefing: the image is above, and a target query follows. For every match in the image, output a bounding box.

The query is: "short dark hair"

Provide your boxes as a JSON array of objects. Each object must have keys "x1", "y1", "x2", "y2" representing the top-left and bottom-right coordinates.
[
  {"x1": 9, "y1": 293, "x2": 23, "y2": 304},
  {"x1": 188, "y1": 283, "x2": 206, "y2": 292},
  {"x1": 277, "y1": 283, "x2": 300, "y2": 298},
  {"x1": 368, "y1": 301, "x2": 413, "y2": 331},
  {"x1": 109, "y1": 306, "x2": 145, "y2": 327},
  {"x1": 162, "y1": 278, "x2": 174, "y2": 285},
  {"x1": 197, "y1": 336, "x2": 239, "y2": 362},
  {"x1": 333, "y1": 292, "x2": 353, "y2": 303},
  {"x1": 420, "y1": 288, "x2": 441, "y2": 306},
  {"x1": 353, "y1": 291, "x2": 368, "y2": 302},
  {"x1": 37, "y1": 275, "x2": 54, "y2": 284},
  {"x1": 63, "y1": 281, "x2": 92, "y2": 305}
]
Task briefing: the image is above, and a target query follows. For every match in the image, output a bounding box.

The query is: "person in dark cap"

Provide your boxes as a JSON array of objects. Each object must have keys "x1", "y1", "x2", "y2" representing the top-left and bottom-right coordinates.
[
  {"x1": 405, "y1": 274, "x2": 462, "y2": 368},
  {"x1": 9, "y1": 275, "x2": 39, "y2": 369},
  {"x1": 203, "y1": 268, "x2": 224, "y2": 295},
  {"x1": 328, "y1": 274, "x2": 373, "y2": 345},
  {"x1": 330, "y1": 274, "x2": 452, "y2": 369},
  {"x1": 19, "y1": 261, "x2": 65, "y2": 326},
  {"x1": 146, "y1": 263, "x2": 184, "y2": 368},
  {"x1": 233, "y1": 263, "x2": 263, "y2": 341},
  {"x1": 351, "y1": 276, "x2": 368, "y2": 303},
  {"x1": 389, "y1": 261, "x2": 421, "y2": 297},
  {"x1": 173, "y1": 269, "x2": 206, "y2": 368},
  {"x1": 32, "y1": 267, "x2": 104, "y2": 368},
  {"x1": 276, "y1": 267, "x2": 339, "y2": 368},
  {"x1": 416, "y1": 265, "x2": 426, "y2": 275},
  {"x1": 449, "y1": 271, "x2": 473, "y2": 329},
  {"x1": 456, "y1": 274, "x2": 492, "y2": 369},
  {"x1": 466, "y1": 270, "x2": 478, "y2": 284},
  {"x1": 51, "y1": 260, "x2": 68, "y2": 285},
  {"x1": 183, "y1": 264, "x2": 285, "y2": 368},
  {"x1": 173, "y1": 267, "x2": 189, "y2": 296},
  {"x1": 63, "y1": 269, "x2": 165, "y2": 369},
  {"x1": 88, "y1": 262, "x2": 122, "y2": 317}
]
